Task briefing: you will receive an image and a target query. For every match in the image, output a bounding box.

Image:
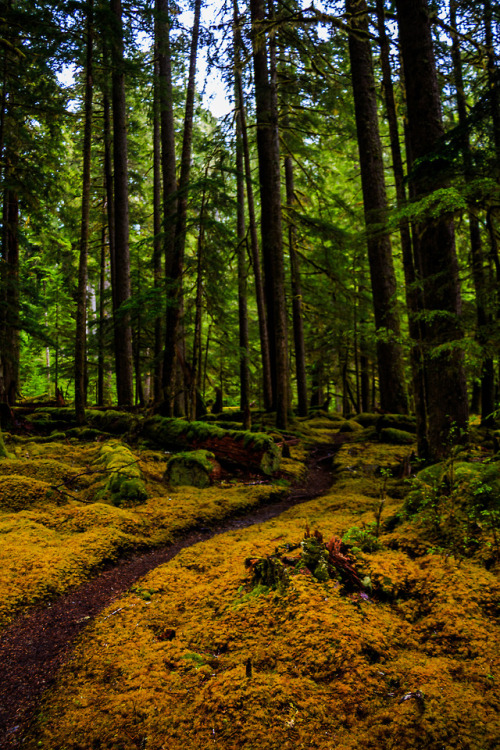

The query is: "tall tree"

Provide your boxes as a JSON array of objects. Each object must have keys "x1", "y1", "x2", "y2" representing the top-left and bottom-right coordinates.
[
  {"x1": 249, "y1": 0, "x2": 289, "y2": 428},
  {"x1": 75, "y1": 0, "x2": 94, "y2": 425},
  {"x1": 233, "y1": 0, "x2": 273, "y2": 412},
  {"x1": 396, "y1": 0, "x2": 469, "y2": 458},
  {"x1": 162, "y1": 0, "x2": 202, "y2": 414},
  {"x1": 346, "y1": 0, "x2": 408, "y2": 414},
  {"x1": 110, "y1": 0, "x2": 134, "y2": 406},
  {"x1": 450, "y1": 0, "x2": 494, "y2": 423}
]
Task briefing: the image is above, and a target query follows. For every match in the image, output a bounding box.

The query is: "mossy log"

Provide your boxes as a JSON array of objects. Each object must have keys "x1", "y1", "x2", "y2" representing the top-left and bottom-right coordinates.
[
  {"x1": 141, "y1": 417, "x2": 280, "y2": 475},
  {"x1": 164, "y1": 450, "x2": 221, "y2": 488},
  {"x1": 379, "y1": 427, "x2": 415, "y2": 445}
]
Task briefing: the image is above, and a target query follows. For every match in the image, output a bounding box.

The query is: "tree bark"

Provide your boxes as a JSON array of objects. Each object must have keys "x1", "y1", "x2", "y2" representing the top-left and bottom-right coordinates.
[
  {"x1": 233, "y1": 1, "x2": 273, "y2": 412},
  {"x1": 162, "y1": 0, "x2": 202, "y2": 414},
  {"x1": 375, "y1": 0, "x2": 427, "y2": 440},
  {"x1": 396, "y1": 0, "x2": 469, "y2": 458},
  {"x1": 110, "y1": 0, "x2": 134, "y2": 406},
  {"x1": 75, "y1": 0, "x2": 93, "y2": 425},
  {"x1": 284, "y1": 152, "x2": 308, "y2": 416},
  {"x1": 249, "y1": 0, "x2": 289, "y2": 429},
  {"x1": 152, "y1": 49, "x2": 163, "y2": 404},
  {"x1": 347, "y1": 0, "x2": 408, "y2": 415},
  {"x1": 450, "y1": 0, "x2": 494, "y2": 423}
]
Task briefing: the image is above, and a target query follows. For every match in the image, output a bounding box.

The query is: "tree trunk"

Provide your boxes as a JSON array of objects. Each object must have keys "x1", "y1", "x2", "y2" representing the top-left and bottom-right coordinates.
[
  {"x1": 0, "y1": 186, "x2": 19, "y2": 405},
  {"x1": 233, "y1": 8, "x2": 251, "y2": 427},
  {"x1": 450, "y1": 0, "x2": 494, "y2": 423},
  {"x1": 233, "y1": 1, "x2": 273, "y2": 412},
  {"x1": 284, "y1": 152, "x2": 308, "y2": 416},
  {"x1": 396, "y1": 0, "x2": 469, "y2": 458},
  {"x1": 152, "y1": 48, "x2": 163, "y2": 404},
  {"x1": 347, "y1": 0, "x2": 408, "y2": 415},
  {"x1": 75, "y1": 0, "x2": 93, "y2": 425},
  {"x1": 110, "y1": 0, "x2": 134, "y2": 406},
  {"x1": 162, "y1": 0, "x2": 202, "y2": 414},
  {"x1": 375, "y1": 0, "x2": 427, "y2": 439},
  {"x1": 249, "y1": 0, "x2": 289, "y2": 428}
]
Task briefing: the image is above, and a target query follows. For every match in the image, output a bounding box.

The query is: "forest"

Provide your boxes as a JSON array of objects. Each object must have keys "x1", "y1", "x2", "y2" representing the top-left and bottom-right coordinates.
[{"x1": 0, "y1": 0, "x2": 499, "y2": 748}]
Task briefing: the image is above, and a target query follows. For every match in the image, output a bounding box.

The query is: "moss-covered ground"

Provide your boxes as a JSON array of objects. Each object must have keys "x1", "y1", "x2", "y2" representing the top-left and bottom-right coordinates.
[
  {"x1": 0, "y1": 437, "x2": 285, "y2": 629},
  {"x1": 10, "y1": 420, "x2": 499, "y2": 750}
]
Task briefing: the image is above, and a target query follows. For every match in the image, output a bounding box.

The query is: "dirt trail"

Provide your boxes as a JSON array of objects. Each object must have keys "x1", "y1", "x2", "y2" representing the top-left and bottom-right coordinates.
[{"x1": 0, "y1": 442, "x2": 342, "y2": 748}]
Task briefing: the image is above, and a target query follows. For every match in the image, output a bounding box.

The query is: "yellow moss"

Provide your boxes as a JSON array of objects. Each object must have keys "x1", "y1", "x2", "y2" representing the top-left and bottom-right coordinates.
[
  {"x1": 0, "y1": 475, "x2": 58, "y2": 511},
  {"x1": 23, "y1": 456, "x2": 500, "y2": 750}
]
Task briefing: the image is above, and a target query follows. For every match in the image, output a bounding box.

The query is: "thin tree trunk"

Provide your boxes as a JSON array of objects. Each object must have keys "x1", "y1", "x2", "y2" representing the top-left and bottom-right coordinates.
[
  {"x1": 110, "y1": 0, "x2": 134, "y2": 406},
  {"x1": 162, "y1": 0, "x2": 202, "y2": 414},
  {"x1": 249, "y1": 0, "x2": 289, "y2": 428},
  {"x1": 450, "y1": 0, "x2": 494, "y2": 422},
  {"x1": 75, "y1": 0, "x2": 93, "y2": 425},
  {"x1": 102, "y1": 53, "x2": 116, "y2": 310},
  {"x1": 1, "y1": 186, "x2": 19, "y2": 405},
  {"x1": 347, "y1": 0, "x2": 408, "y2": 414},
  {"x1": 153, "y1": 49, "x2": 163, "y2": 403},
  {"x1": 284, "y1": 152, "x2": 308, "y2": 416},
  {"x1": 235, "y1": 90, "x2": 251, "y2": 427},
  {"x1": 97, "y1": 220, "x2": 107, "y2": 407},
  {"x1": 396, "y1": 0, "x2": 469, "y2": 458}
]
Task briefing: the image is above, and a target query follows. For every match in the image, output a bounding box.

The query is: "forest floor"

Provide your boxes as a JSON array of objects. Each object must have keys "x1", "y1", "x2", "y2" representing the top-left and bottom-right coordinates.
[
  {"x1": 0, "y1": 412, "x2": 499, "y2": 749},
  {"x1": 0, "y1": 439, "x2": 340, "y2": 748}
]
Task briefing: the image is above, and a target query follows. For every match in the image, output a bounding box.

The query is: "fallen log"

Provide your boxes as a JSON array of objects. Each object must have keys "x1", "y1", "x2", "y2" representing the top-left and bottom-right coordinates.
[{"x1": 141, "y1": 416, "x2": 280, "y2": 476}]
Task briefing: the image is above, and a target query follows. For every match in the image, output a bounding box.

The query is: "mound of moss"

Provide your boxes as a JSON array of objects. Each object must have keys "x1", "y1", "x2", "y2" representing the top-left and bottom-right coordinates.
[
  {"x1": 94, "y1": 441, "x2": 147, "y2": 507},
  {"x1": 0, "y1": 475, "x2": 57, "y2": 511},
  {"x1": 164, "y1": 450, "x2": 220, "y2": 488}
]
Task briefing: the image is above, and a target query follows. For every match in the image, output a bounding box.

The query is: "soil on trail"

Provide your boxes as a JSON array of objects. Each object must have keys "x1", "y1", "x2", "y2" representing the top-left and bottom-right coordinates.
[{"x1": 0, "y1": 441, "x2": 341, "y2": 749}]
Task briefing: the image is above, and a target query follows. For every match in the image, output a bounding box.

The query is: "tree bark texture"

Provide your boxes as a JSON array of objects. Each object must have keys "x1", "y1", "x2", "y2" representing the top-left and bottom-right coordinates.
[
  {"x1": 450, "y1": 0, "x2": 494, "y2": 423},
  {"x1": 233, "y1": 1, "x2": 273, "y2": 412},
  {"x1": 110, "y1": 0, "x2": 134, "y2": 406},
  {"x1": 75, "y1": 0, "x2": 93, "y2": 426},
  {"x1": 162, "y1": 0, "x2": 201, "y2": 414},
  {"x1": 396, "y1": 0, "x2": 469, "y2": 458},
  {"x1": 249, "y1": 0, "x2": 289, "y2": 429},
  {"x1": 347, "y1": 0, "x2": 408, "y2": 415}
]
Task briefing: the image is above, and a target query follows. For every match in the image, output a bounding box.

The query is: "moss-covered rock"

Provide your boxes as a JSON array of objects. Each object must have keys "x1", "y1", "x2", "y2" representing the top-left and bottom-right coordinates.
[
  {"x1": 339, "y1": 419, "x2": 364, "y2": 433},
  {"x1": 94, "y1": 441, "x2": 147, "y2": 507},
  {"x1": 164, "y1": 450, "x2": 221, "y2": 488}
]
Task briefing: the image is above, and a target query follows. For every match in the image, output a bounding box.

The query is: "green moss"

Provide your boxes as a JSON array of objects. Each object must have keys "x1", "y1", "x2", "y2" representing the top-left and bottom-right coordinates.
[
  {"x1": 165, "y1": 450, "x2": 218, "y2": 488},
  {"x1": 0, "y1": 427, "x2": 7, "y2": 458},
  {"x1": 339, "y1": 419, "x2": 364, "y2": 433},
  {"x1": 94, "y1": 441, "x2": 147, "y2": 507},
  {"x1": 379, "y1": 427, "x2": 415, "y2": 445}
]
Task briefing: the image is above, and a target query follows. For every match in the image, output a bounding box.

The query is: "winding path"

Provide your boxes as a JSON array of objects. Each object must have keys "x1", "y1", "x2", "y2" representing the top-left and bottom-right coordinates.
[{"x1": 0, "y1": 443, "x2": 341, "y2": 748}]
